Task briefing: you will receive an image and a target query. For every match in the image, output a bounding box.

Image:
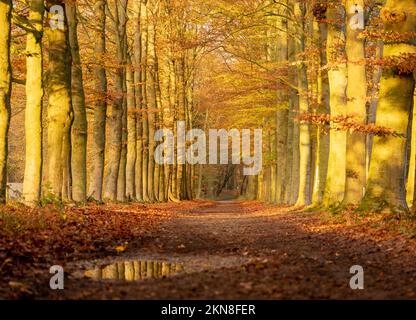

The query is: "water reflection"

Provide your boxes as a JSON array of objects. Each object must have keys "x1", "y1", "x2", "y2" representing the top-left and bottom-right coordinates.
[{"x1": 84, "y1": 260, "x2": 185, "y2": 281}]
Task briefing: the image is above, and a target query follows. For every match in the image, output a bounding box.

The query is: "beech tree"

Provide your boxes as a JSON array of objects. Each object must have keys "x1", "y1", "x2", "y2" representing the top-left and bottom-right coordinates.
[
  {"x1": 45, "y1": 0, "x2": 73, "y2": 200},
  {"x1": 0, "y1": 0, "x2": 412, "y2": 217},
  {"x1": 88, "y1": 0, "x2": 108, "y2": 202},
  {"x1": 0, "y1": 0, "x2": 12, "y2": 204},
  {"x1": 67, "y1": 0, "x2": 88, "y2": 202},
  {"x1": 23, "y1": 0, "x2": 44, "y2": 205},
  {"x1": 362, "y1": 0, "x2": 416, "y2": 211}
]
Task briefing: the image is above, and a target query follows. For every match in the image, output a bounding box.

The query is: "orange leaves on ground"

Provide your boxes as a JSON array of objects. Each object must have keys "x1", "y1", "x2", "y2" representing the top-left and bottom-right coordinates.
[{"x1": 0, "y1": 201, "x2": 207, "y2": 297}]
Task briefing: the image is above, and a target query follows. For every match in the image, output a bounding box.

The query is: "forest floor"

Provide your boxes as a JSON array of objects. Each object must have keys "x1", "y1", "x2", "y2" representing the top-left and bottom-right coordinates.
[{"x1": 1, "y1": 200, "x2": 416, "y2": 299}]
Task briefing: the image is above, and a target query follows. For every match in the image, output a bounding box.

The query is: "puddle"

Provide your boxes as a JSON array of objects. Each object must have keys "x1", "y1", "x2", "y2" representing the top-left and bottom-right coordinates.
[{"x1": 84, "y1": 260, "x2": 185, "y2": 281}]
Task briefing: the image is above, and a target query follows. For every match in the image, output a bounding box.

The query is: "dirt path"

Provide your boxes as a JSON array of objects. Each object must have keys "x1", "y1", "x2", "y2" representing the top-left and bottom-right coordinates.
[{"x1": 50, "y1": 201, "x2": 416, "y2": 299}]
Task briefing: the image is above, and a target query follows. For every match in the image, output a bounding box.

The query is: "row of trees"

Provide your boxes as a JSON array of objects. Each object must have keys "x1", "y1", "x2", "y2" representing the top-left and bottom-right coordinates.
[
  {"x1": 1, "y1": 0, "x2": 415, "y2": 213},
  {"x1": 186, "y1": 0, "x2": 415, "y2": 212},
  {"x1": 2, "y1": 0, "x2": 203, "y2": 205},
  {"x1": 241, "y1": 0, "x2": 416, "y2": 212}
]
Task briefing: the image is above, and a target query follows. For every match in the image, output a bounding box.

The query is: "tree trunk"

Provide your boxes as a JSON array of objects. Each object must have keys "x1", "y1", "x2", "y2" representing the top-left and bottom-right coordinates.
[
  {"x1": 287, "y1": 1, "x2": 299, "y2": 205},
  {"x1": 274, "y1": 2, "x2": 290, "y2": 204},
  {"x1": 133, "y1": 0, "x2": 143, "y2": 201},
  {"x1": 407, "y1": 94, "x2": 416, "y2": 207},
  {"x1": 323, "y1": 3, "x2": 348, "y2": 206},
  {"x1": 67, "y1": 1, "x2": 87, "y2": 202},
  {"x1": 103, "y1": 0, "x2": 127, "y2": 201},
  {"x1": 23, "y1": 0, "x2": 44, "y2": 206},
  {"x1": 117, "y1": 20, "x2": 128, "y2": 202},
  {"x1": 45, "y1": 1, "x2": 73, "y2": 200},
  {"x1": 312, "y1": 5, "x2": 330, "y2": 205},
  {"x1": 0, "y1": 0, "x2": 11, "y2": 203},
  {"x1": 343, "y1": 0, "x2": 367, "y2": 205},
  {"x1": 362, "y1": 0, "x2": 416, "y2": 212},
  {"x1": 176, "y1": 57, "x2": 186, "y2": 200},
  {"x1": 146, "y1": 5, "x2": 157, "y2": 202},
  {"x1": 197, "y1": 109, "x2": 209, "y2": 199},
  {"x1": 88, "y1": 0, "x2": 107, "y2": 202},
  {"x1": 295, "y1": 2, "x2": 312, "y2": 206},
  {"x1": 126, "y1": 56, "x2": 137, "y2": 201},
  {"x1": 141, "y1": 0, "x2": 150, "y2": 202}
]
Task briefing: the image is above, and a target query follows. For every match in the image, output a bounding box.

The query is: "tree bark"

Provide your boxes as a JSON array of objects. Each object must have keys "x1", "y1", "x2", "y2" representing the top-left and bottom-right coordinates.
[
  {"x1": 103, "y1": 0, "x2": 127, "y2": 201},
  {"x1": 88, "y1": 0, "x2": 107, "y2": 202},
  {"x1": 343, "y1": 0, "x2": 367, "y2": 205},
  {"x1": 126, "y1": 56, "x2": 137, "y2": 201},
  {"x1": 133, "y1": 0, "x2": 143, "y2": 201},
  {"x1": 45, "y1": 1, "x2": 73, "y2": 200},
  {"x1": 0, "y1": 0, "x2": 11, "y2": 203},
  {"x1": 141, "y1": 0, "x2": 150, "y2": 202},
  {"x1": 362, "y1": 0, "x2": 416, "y2": 212},
  {"x1": 323, "y1": 3, "x2": 348, "y2": 206},
  {"x1": 117, "y1": 15, "x2": 128, "y2": 202},
  {"x1": 23, "y1": 0, "x2": 44, "y2": 205},
  {"x1": 312, "y1": 5, "x2": 330, "y2": 205},
  {"x1": 67, "y1": 1, "x2": 87, "y2": 202},
  {"x1": 295, "y1": 2, "x2": 312, "y2": 206}
]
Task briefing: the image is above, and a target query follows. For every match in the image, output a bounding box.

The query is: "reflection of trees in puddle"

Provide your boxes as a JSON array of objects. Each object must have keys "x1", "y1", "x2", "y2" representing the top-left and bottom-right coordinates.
[{"x1": 84, "y1": 260, "x2": 184, "y2": 281}]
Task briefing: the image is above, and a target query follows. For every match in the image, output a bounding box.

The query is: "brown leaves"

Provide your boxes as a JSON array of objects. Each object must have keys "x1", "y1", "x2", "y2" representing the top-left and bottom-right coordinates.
[
  {"x1": 359, "y1": 29, "x2": 416, "y2": 44},
  {"x1": 0, "y1": 202, "x2": 180, "y2": 293},
  {"x1": 380, "y1": 8, "x2": 407, "y2": 24},
  {"x1": 297, "y1": 113, "x2": 405, "y2": 138},
  {"x1": 366, "y1": 53, "x2": 416, "y2": 75}
]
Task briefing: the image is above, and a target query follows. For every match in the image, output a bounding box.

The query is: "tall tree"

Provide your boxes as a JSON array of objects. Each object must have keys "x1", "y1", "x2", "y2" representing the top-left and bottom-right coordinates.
[
  {"x1": 274, "y1": 3, "x2": 290, "y2": 204},
  {"x1": 133, "y1": 0, "x2": 143, "y2": 201},
  {"x1": 88, "y1": 0, "x2": 107, "y2": 202},
  {"x1": 146, "y1": 1, "x2": 157, "y2": 202},
  {"x1": 362, "y1": 0, "x2": 416, "y2": 212},
  {"x1": 117, "y1": 3, "x2": 129, "y2": 202},
  {"x1": 343, "y1": 0, "x2": 367, "y2": 205},
  {"x1": 141, "y1": 0, "x2": 150, "y2": 202},
  {"x1": 126, "y1": 55, "x2": 137, "y2": 201},
  {"x1": 295, "y1": 1, "x2": 312, "y2": 206},
  {"x1": 45, "y1": 0, "x2": 73, "y2": 200},
  {"x1": 23, "y1": 0, "x2": 44, "y2": 205},
  {"x1": 311, "y1": 1, "x2": 330, "y2": 205},
  {"x1": 103, "y1": 0, "x2": 128, "y2": 201},
  {"x1": 0, "y1": 0, "x2": 11, "y2": 203},
  {"x1": 323, "y1": 2, "x2": 348, "y2": 206},
  {"x1": 67, "y1": 0, "x2": 87, "y2": 202}
]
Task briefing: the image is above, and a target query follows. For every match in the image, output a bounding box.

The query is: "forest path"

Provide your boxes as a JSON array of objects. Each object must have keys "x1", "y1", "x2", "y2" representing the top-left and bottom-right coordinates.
[{"x1": 58, "y1": 201, "x2": 416, "y2": 299}]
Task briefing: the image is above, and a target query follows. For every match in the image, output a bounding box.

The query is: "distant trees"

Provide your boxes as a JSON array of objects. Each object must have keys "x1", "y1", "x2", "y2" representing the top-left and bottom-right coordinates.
[{"x1": 214, "y1": 0, "x2": 415, "y2": 214}]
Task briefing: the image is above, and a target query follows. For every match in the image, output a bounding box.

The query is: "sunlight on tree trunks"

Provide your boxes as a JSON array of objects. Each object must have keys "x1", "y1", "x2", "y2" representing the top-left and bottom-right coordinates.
[
  {"x1": 23, "y1": 0, "x2": 44, "y2": 206},
  {"x1": 88, "y1": 0, "x2": 107, "y2": 202},
  {"x1": 45, "y1": 0, "x2": 73, "y2": 201},
  {"x1": 362, "y1": 0, "x2": 416, "y2": 212},
  {"x1": 343, "y1": 0, "x2": 367, "y2": 205},
  {"x1": 67, "y1": 1, "x2": 87, "y2": 203}
]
